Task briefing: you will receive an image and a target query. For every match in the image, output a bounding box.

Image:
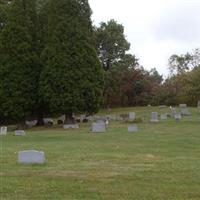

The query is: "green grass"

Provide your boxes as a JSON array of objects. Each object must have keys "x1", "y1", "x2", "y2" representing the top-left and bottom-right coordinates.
[{"x1": 1, "y1": 107, "x2": 200, "y2": 200}]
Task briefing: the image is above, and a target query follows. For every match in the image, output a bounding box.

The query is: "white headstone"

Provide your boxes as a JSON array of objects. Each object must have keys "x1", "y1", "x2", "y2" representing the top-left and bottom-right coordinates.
[
  {"x1": 18, "y1": 150, "x2": 45, "y2": 164},
  {"x1": 129, "y1": 112, "x2": 136, "y2": 121},
  {"x1": 15, "y1": 130, "x2": 26, "y2": 136},
  {"x1": 63, "y1": 124, "x2": 79, "y2": 129},
  {"x1": 151, "y1": 112, "x2": 159, "y2": 122},
  {"x1": 180, "y1": 108, "x2": 191, "y2": 116},
  {"x1": 128, "y1": 125, "x2": 138, "y2": 132},
  {"x1": 92, "y1": 122, "x2": 106, "y2": 133},
  {"x1": 0, "y1": 127, "x2": 7, "y2": 135}
]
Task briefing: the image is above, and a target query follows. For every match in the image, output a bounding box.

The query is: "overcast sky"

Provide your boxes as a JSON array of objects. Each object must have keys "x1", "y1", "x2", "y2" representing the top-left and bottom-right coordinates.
[{"x1": 89, "y1": 0, "x2": 200, "y2": 76}]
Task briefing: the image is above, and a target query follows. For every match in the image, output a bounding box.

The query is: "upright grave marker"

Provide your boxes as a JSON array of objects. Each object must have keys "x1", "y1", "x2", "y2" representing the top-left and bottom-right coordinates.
[
  {"x1": 128, "y1": 125, "x2": 138, "y2": 133},
  {"x1": 18, "y1": 150, "x2": 45, "y2": 164},
  {"x1": 0, "y1": 127, "x2": 7, "y2": 135},
  {"x1": 91, "y1": 122, "x2": 106, "y2": 133},
  {"x1": 15, "y1": 130, "x2": 26, "y2": 136},
  {"x1": 151, "y1": 112, "x2": 159, "y2": 122}
]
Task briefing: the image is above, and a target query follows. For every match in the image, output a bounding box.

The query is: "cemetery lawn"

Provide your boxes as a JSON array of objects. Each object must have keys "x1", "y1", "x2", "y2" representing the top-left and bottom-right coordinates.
[{"x1": 1, "y1": 107, "x2": 200, "y2": 200}]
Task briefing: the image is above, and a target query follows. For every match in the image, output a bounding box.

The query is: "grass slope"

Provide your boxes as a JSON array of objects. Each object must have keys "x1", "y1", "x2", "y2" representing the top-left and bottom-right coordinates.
[{"x1": 1, "y1": 107, "x2": 200, "y2": 200}]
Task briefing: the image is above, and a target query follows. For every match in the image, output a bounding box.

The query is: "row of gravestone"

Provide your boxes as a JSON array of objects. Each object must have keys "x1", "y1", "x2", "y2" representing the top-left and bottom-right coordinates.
[
  {"x1": 21, "y1": 102, "x2": 199, "y2": 128},
  {"x1": 1, "y1": 108, "x2": 193, "y2": 135}
]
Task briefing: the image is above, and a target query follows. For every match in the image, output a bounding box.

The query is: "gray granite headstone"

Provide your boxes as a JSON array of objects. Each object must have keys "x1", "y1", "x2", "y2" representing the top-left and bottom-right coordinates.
[
  {"x1": 151, "y1": 112, "x2": 159, "y2": 122},
  {"x1": 174, "y1": 113, "x2": 182, "y2": 122},
  {"x1": 63, "y1": 124, "x2": 79, "y2": 129},
  {"x1": 128, "y1": 125, "x2": 138, "y2": 132},
  {"x1": 15, "y1": 130, "x2": 26, "y2": 136},
  {"x1": 0, "y1": 127, "x2": 7, "y2": 135},
  {"x1": 179, "y1": 104, "x2": 191, "y2": 116},
  {"x1": 92, "y1": 122, "x2": 106, "y2": 133},
  {"x1": 18, "y1": 150, "x2": 45, "y2": 164},
  {"x1": 180, "y1": 108, "x2": 191, "y2": 116},
  {"x1": 160, "y1": 113, "x2": 167, "y2": 120}
]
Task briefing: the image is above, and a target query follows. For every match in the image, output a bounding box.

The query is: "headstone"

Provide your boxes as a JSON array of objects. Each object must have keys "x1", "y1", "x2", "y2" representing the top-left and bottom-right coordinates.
[
  {"x1": 180, "y1": 108, "x2": 191, "y2": 116},
  {"x1": 63, "y1": 124, "x2": 79, "y2": 129},
  {"x1": 179, "y1": 104, "x2": 187, "y2": 108},
  {"x1": 57, "y1": 115, "x2": 65, "y2": 124},
  {"x1": 15, "y1": 130, "x2": 26, "y2": 136},
  {"x1": 160, "y1": 113, "x2": 167, "y2": 120},
  {"x1": 91, "y1": 122, "x2": 106, "y2": 133},
  {"x1": 25, "y1": 120, "x2": 37, "y2": 128},
  {"x1": 0, "y1": 127, "x2": 7, "y2": 135},
  {"x1": 128, "y1": 125, "x2": 138, "y2": 133},
  {"x1": 43, "y1": 118, "x2": 54, "y2": 125},
  {"x1": 198, "y1": 101, "x2": 200, "y2": 108},
  {"x1": 129, "y1": 112, "x2": 136, "y2": 121},
  {"x1": 171, "y1": 107, "x2": 177, "y2": 118},
  {"x1": 174, "y1": 113, "x2": 182, "y2": 122},
  {"x1": 18, "y1": 150, "x2": 45, "y2": 164},
  {"x1": 150, "y1": 112, "x2": 159, "y2": 122},
  {"x1": 179, "y1": 104, "x2": 191, "y2": 116}
]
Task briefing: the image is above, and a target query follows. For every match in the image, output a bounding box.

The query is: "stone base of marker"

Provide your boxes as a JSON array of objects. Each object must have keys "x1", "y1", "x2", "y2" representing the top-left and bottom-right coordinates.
[
  {"x1": 15, "y1": 130, "x2": 26, "y2": 136},
  {"x1": 128, "y1": 125, "x2": 138, "y2": 133},
  {"x1": 0, "y1": 127, "x2": 7, "y2": 135},
  {"x1": 91, "y1": 122, "x2": 106, "y2": 133},
  {"x1": 63, "y1": 124, "x2": 79, "y2": 129},
  {"x1": 18, "y1": 150, "x2": 45, "y2": 164}
]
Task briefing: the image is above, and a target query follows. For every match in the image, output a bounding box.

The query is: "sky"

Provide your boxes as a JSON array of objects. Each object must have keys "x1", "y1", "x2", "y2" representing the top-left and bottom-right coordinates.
[{"x1": 89, "y1": 0, "x2": 200, "y2": 77}]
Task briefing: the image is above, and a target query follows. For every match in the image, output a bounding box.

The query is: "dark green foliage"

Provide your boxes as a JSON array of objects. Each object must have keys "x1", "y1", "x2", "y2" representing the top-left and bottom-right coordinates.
[
  {"x1": 0, "y1": 0, "x2": 40, "y2": 122},
  {"x1": 39, "y1": 0, "x2": 103, "y2": 117},
  {"x1": 95, "y1": 19, "x2": 130, "y2": 71}
]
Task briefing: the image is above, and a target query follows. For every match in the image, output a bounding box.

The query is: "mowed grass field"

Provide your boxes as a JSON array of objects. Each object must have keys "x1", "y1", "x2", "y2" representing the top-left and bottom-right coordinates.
[{"x1": 1, "y1": 107, "x2": 200, "y2": 200}]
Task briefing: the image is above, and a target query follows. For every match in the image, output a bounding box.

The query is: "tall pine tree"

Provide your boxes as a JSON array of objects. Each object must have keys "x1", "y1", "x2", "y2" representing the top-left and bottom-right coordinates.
[
  {"x1": 39, "y1": 0, "x2": 103, "y2": 120},
  {"x1": 0, "y1": 0, "x2": 40, "y2": 122}
]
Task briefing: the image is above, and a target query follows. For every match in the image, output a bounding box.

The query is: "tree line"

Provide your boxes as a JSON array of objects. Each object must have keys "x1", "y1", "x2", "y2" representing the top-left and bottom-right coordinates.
[{"x1": 0, "y1": 0, "x2": 199, "y2": 124}]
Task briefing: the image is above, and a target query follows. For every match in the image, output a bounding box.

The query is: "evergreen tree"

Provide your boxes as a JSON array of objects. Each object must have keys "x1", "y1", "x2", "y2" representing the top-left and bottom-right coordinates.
[
  {"x1": 0, "y1": 0, "x2": 40, "y2": 122},
  {"x1": 39, "y1": 0, "x2": 103, "y2": 120}
]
